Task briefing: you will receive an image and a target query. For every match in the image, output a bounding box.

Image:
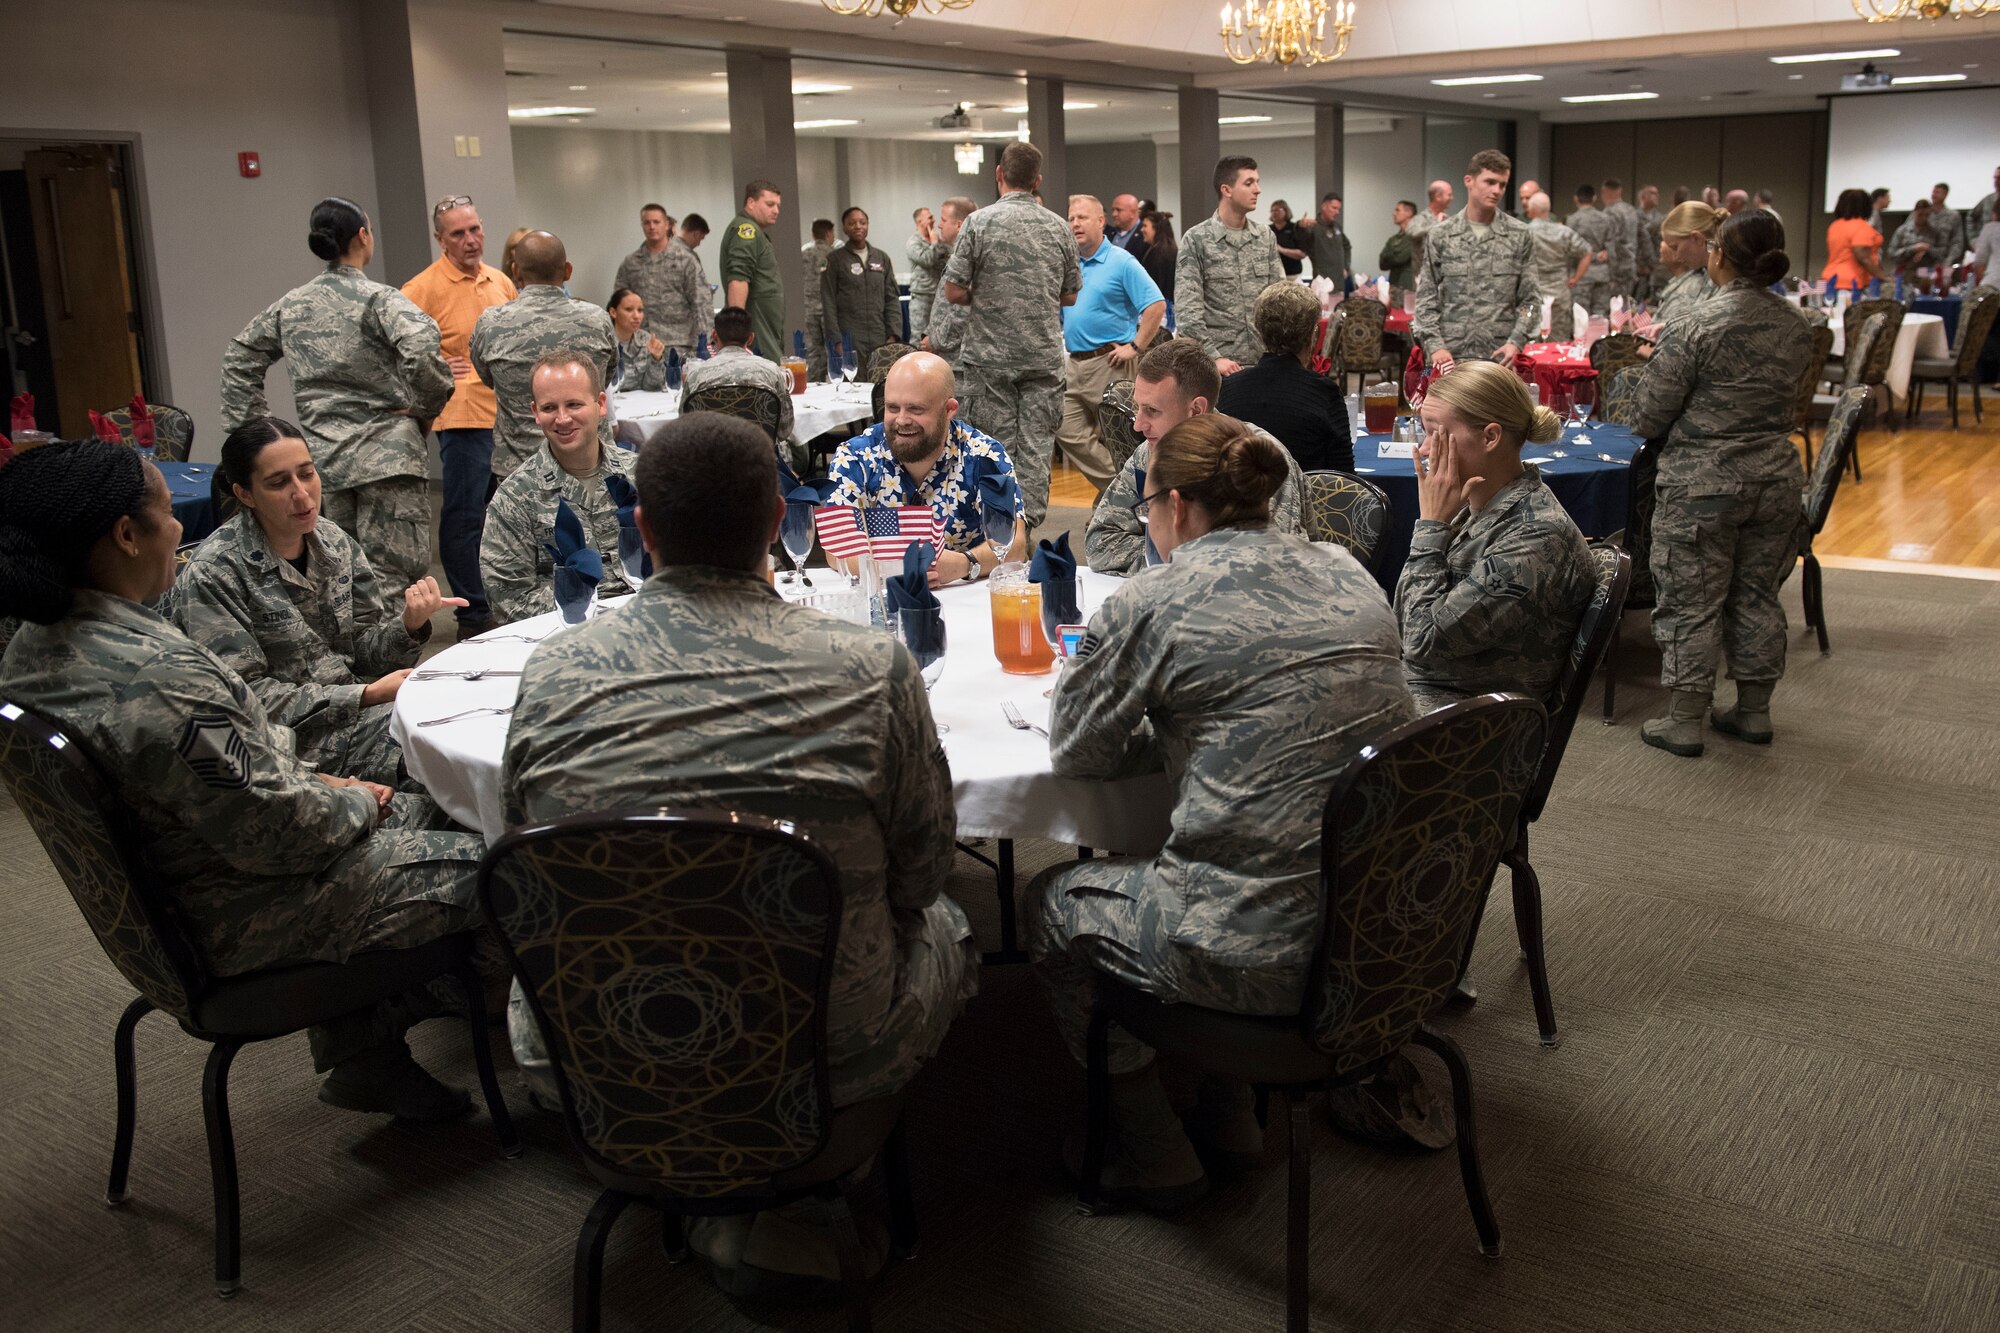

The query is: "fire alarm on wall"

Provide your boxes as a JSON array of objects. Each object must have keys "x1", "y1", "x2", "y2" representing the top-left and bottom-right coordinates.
[{"x1": 238, "y1": 151, "x2": 261, "y2": 178}]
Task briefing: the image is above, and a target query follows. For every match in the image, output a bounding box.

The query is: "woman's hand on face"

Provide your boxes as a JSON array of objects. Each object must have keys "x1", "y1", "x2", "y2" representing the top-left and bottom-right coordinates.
[
  {"x1": 1416, "y1": 431, "x2": 1480, "y2": 522},
  {"x1": 402, "y1": 576, "x2": 467, "y2": 633}
]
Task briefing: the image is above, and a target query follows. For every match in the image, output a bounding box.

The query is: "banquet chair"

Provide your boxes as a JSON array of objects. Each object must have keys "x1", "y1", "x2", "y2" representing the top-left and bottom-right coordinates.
[
  {"x1": 100, "y1": 401, "x2": 196, "y2": 463},
  {"x1": 1790, "y1": 324, "x2": 1836, "y2": 466},
  {"x1": 1076, "y1": 696, "x2": 1547, "y2": 1333},
  {"x1": 480, "y1": 809, "x2": 917, "y2": 1333},
  {"x1": 1454, "y1": 545, "x2": 1630, "y2": 1047},
  {"x1": 1826, "y1": 296, "x2": 1901, "y2": 385},
  {"x1": 0, "y1": 700, "x2": 519, "y2": 1299},
  {"x1": 867, "y1": 342, "x2": 918, "y2": 422},
  {"x1": 1300, "y1": 470, "x2": 1390, "y2": 577},
  {"x1": 1335, "y1": 296, "x2": 1388, "y2": 395},
  {"x1": 1799, "y1": 388, "x2": 1869, "y2": 657},
  {"x1": 1098, "y1": 380, "x2": 1144, "y2": 478},
  {"x1": 1598, "y1": 365, "x2": 1645, "y2": 428},
  {"x1": 1905, "y1": 286, "x2": 1998, "y2": 430},
  {"x1": 1598, "y1": 437, "x2": 1660, "y2": 723},
  {"x1": 1587, "y1": 333, "x2": 1647, "y2": 383},
  {"x1": 1808, "y1": 312, "x2": 1889, "y2": 483},
  {"x1": 682, "y1": 383, "x2": 785, "y2": 443}
]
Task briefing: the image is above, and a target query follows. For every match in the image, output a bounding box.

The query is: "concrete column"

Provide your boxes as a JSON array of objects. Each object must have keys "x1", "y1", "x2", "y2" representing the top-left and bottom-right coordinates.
[
  {"x1": 1178, "y1": 87, "x2": 1221, "y2": 233},
  {"x1": 726, "y1": 47, "x2": 805, "y2": 341},
  {"x1": 1314, "y1": 102, "x2": 1345, "y2": 208},
  {"x1": 1027, "y1": 77, "x2": 1067, "y2": 206}
]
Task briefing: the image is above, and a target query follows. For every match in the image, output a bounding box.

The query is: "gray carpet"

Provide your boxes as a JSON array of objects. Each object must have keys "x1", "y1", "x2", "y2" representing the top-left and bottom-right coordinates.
[{"x1": 3, "y1": 559, "x2": 1998, "y2": 1332}]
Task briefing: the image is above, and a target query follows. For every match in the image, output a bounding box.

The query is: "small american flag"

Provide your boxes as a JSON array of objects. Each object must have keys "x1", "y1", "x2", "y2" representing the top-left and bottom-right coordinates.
[{"x1": 814, "y1": 505, "x2": 942, "y2": 564}]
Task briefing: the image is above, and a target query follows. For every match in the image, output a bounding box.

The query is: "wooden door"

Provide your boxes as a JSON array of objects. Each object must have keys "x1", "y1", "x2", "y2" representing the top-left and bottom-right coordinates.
[{"x1": 26, "y1": 145, "x2": 142, "y2": 438}]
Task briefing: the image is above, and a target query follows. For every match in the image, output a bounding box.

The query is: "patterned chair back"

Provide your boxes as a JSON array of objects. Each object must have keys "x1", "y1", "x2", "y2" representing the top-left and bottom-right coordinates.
[
  {"x1": 1805, "y1": 387, "x2": 1869, "y2": 539},
  {"x1": 1853, "y1": 304, "x2": 1903, "y2": 388},
  {"x1": 1523, "y1": 544, "x2": 1631, "y2": 824},
  {"x1": 1621, "y1": 437, "x2": 1660, "y2": 605},
  {"x1": 101, "y1": 402, "x2": 195, "y2": 464},
  {"x1": 1300, "y1": 470, "x2": 1390, "y2": 574},
  {"x1": 1599, "y1": 365, "x2": 1645, "y2": 428},
  {"x1": 1302, "y1": 696, "x2": 1547, "y2": 1074},
  {"x1": 1588, "y1": 333, "x2": 1647, "y2": 382},
  {"x1": 480, "y1": 809, "x2": 843, "y2": 1201},
  {"x1": 1843, "y1": 313, "x2": 1890, "y2": 392},
  {"x1": 0, "y1": 701, "x2": 205, "y2": 1019},
  {"x1": 682, "y1": 384, "x2": 785, "y2": 443},
  {"x1": 1336, "y1": 297, "x2": 1387, "y2": 373},
  {"x1": 1791, "y1": 324, "x2": 1835, "y2": 429},
  {"x1": 1841, "y1": 297, "x2": 1901, "y2": 364},
  {"x1": 866, "y1": 342, "x2": 918, "y2": 422},
  {"x1": 1950, "y1": 287, "x2": 2000, "y2": 372},
  {"x1": 1097, "y1": 380, "x2": 1144, "y2": 477}
]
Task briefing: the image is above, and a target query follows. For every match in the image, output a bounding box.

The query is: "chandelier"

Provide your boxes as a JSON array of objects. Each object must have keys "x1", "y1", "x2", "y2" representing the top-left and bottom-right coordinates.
[
  {"x1": 1852, "y1": 0, "x2": 1998, "y2": 17},
  {"x1": 821, "y1": 0, "x2": 973, "y2": 17},
  {"x1": 1221, "y1": 0, "x2": 1353, "y2": 68}
]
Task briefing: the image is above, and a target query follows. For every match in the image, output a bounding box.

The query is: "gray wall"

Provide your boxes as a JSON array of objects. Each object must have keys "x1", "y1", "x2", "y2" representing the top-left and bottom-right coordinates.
[
  {"x1": 1425, "y1": 117, "x2": 1507, "y2": 193},
  {"x1": 1343, "y1": 115, "x2": 1426, "y2": 283},
  {"x1": 2, "y1": 0, "x2": 381, "y2": 454},
  {"x1": 1068, "y1": 142, "x2": 1158, "y2": 211}
]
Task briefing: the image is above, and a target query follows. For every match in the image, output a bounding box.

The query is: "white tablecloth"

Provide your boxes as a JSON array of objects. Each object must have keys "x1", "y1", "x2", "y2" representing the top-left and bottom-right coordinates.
[
  {"x1": 390, "y1": 579, "x2": 1173, "y2": 854},
  {"x1": 1828, "y1": 311, "x2": 1948, "y2": 404},
  {"x1": 611, "y1": 380, "x2": 874, "y2": 443}
]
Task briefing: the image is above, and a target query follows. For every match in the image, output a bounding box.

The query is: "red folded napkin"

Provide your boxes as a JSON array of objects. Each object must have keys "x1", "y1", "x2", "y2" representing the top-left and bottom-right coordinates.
[
  {"x1": 88, "y1": 409, "x2": 124, "y2": 443},
  {"x1": 9, "y1": 394, "x2": 32, "y2": 435},
  {"x1": 128, "y1": 395, "x2": 155, "y2": 448}
]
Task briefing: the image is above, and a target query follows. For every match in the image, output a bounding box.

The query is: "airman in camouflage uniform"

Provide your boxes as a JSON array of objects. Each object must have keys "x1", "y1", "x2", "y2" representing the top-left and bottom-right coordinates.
[
  {"x1": 925, "y1": 289, "x2": 969, "y2": 362},
  {"x1": 2, "y1": 589, "x2": 485, "y2": 1074},
  {"x1": 469, "y1": 284, "x2": 618, "y2": 480},
  {"x1": 1084, "y1": 429, "x2": 1304, "y2": 576},
  {"x1": 802, "y1": 234, "x2": 836, "y2": 379},
  {"x1": 1413, "y1": 210, "x2": 1541, "y2": 363},
  {"x1": 941, "y1": 185, "x2": 1082, "y2": 532},
  {"x1": 1653, "y1": 268, "x2": 1717, "y2": 335},
  {"x1": 220, "y1": 263, "x2": 453, "y2": 604},
  {"x1": 1564, "y1": 202, "x2": 1616, "y2": 320},
  {"x1": 820, "y1": 232, "x2": 903, "y2": 372},
  {"x1": 906, "y1": 221, "x2": 950, "y2": 341},
  {"x1": 1174, "y1": 215, "x2": 1285, "y2": 367},
  {"x1": 1395, "y1": 466, "x2": 1596, "y2": 713},
  {"x1": 479, "y1": 438, "x2": 640, "y2": 625},
  {"x1": 1630, "y1": 279, "x2": 1810, "y2": 754},
  {"x1": 1635, "y1": 191, "x2": 1664, "y2": 300},
  {"x1": 1929, "y1": 196, "x2": 1969, "y2": 268},
  {"x1": 1887, "y1": 208, "x2": 1947, "y2": 275},
  {"x1": 172, "y1": 510, "x2": 428, "y2": 785},
  {"x1": 501, "y1": 564, "x2": 978, "y2": 1110},
  {"x1": 680, "y1": 343, "x2": 797, "y2": 443},
  {"x1": 610, "y1": 332, "x2": 667, "y2": 393},
  {"x1": 1526, "y1": 211, "x2": 1592, "y2": 340},
  {"x1": 1603, "y1": 189, "x2": 1642, "y2": 301},
  {"x1": 613, "y1": 237, "x2": 709, "y2": 362}
]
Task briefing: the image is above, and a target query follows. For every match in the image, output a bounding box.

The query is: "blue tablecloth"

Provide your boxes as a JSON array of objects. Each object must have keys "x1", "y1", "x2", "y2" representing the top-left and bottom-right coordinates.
[
  {"x1": 161, "y1": 461, "x2": 219, "y2": 543},
  {"x1": 1910, "y1": 296, "x2": 1961, "y2": 343},
  {"x1": 1351, "y1": 423, "x2": 1641, "y2": 590}
]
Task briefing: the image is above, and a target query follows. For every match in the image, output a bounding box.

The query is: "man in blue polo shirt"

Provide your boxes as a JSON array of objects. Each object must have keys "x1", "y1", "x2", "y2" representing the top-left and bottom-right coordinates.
[{"x1": 1058, "y1": 194, "x2": 1166, "y2": 495}]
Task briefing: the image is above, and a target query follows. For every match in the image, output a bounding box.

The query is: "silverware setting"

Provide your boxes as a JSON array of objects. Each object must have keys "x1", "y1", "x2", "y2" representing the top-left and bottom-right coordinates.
[
  {"x1": 471, "y1": 633, "x2": 546, "y2": 644},
  {"x1": 417, "y1": 706, "x2": 515, "y2": 728},
  {"x1": 1001, "y1": 702, "x2": 1048, "y2": 739},
  {"x1": 410, "y1": 668, "x2": 524, "y2": 681},
  {"x1": 1597, "y1": 454, "x2": 1631, "y2": 465}
]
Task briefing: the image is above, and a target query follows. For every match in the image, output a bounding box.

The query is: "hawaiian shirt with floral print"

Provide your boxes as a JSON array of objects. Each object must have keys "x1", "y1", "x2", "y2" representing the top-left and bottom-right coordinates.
[{"x1": 827, "y1": 418, "x2": 1024, "y2": 552}]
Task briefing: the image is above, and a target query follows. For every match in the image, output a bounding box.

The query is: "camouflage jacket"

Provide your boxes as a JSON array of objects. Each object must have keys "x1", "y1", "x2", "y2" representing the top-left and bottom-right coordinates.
[
  {"x1": 1930, "y1": 208, "x2": 1969, "y2": 266},
  {"x1": 1174, "y1": 213, "x2": 1286, "y2": 365},
  {"x1": 1888, "y1": 217, "x2": 1947, "y2": 270},
  {"x1": 501, "y1": 564, "x2": 962, "y2": 1102},
  {"x1": 479, "y1": 439, "x2": 641, "y2": 625},
  {"x1": 1653, "y1": 269, "x2": 1717, "y2": 334},
  {"x1": 1603, "y1": 200, "x2": 1642, "y2": 282},
  {"x1": 1564, "y1": 208, "x2": 1616, "y2": 280},
  {"x1": 611, "y1": 333, "x2": 667, "y2": 393},
  {"x1": 926, "y1": 294, "x2": 969, "y2": 361},
  {"x1": 826, "y1": 418, "x2": 1024, "y2": 553},
  {"x1": 679, "y1": 346, "x2": 795, "y2": 442},
  {"x1": 1412, "y1": 210, "x2": 1540, "y2": 362},
  {"x1": 1630, "y1": 281, "x2": 1810, "y2": 491},
  {"x1": 469, "y1": 284, "x2": 619, "y2": 479},
  {"x1": 0, "y1": 591, "x2": 441, "y2": 975},
  {"x1": 906, "y1": 233, "x2": 950, "y2": 301},
  {"x1": 940, "y1": 191, "x2": 1081, "y2": 377},
  {"x1": 1526, "y1": 218, "x2": 1591, "y2": 294},
  {"x1": 1084, "y1": 427, "x2": 1304, "y2": 576},
  {"x1": 612, "y1": 240, "x2": 709, "y2": 349},
  {"x1": 1394, "y1": 466, "x2": 1596, "y2": 711},
  {"x1": 220, "y1": 264, "x2": 452, "y2": 491},
  {"x1": 1971, "y1": 191, "x2": 1999, "y2": 237},
  {"x1": 1635, "y1": 207, "x2": 1663, "y2": 280},
  {"x1": 172, "y1": 511, "x2": 426, "y2": 742},
  {"x1": 1051, "y1": 526, "x2": 1412, "y2": 988},
  {"x1": 802, "y1": 240, "x2": 834, "y2": 336}
]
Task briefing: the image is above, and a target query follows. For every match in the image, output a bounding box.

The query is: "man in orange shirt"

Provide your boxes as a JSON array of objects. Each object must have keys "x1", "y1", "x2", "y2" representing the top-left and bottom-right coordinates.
[{"x1": 402, "y1": 194, "x2": 517, "y2": 638}]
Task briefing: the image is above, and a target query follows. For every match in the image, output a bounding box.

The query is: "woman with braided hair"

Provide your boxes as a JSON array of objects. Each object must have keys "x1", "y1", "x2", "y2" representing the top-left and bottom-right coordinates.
[{"x1": 0, "y1": 441, "x2": 490, "y2": 1120}]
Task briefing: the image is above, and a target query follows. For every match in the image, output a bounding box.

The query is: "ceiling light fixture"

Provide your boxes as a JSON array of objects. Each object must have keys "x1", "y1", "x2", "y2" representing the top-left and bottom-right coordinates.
[
  {"x1": 1768, "y1": 48, "x2": 1902, "y2": 63},
  {"x1": 795, "y1": 118, "x2": 861, "y2": 129},
  {"x1": 1429, "y1": 73, "x2": 1542, "y2": 87},
  {"x1": 1000, "y1": 102, "x2": 1099, "y2": 113},
  {"x1": 508, "y1": 106, "x2": 596, "y2": 118},
  {"x1": 1852, "y1": 2, "x2": 1998, "y2": 21},
  {"x1": 569, "y1": 84, "x2": 588, "y2": 91},
  {"x1": 1218, "y1": 113, "x2": 1274, "y2": 123},
  {"x1": 1890, "y1": 72, "x2": 1969, "y2": 83},
  {"x1": 1560, "y1": 92, "x2": 1660, "y2": 104},
  {"x1": 823, "y1": 0, "x2": 974, "y2": 18},
  {"x1": 954, "y1": 142, "x2": 983, "y2": 174},
  {"x1": 792, "y1": 82, "x2": 853, "y2": 95},
  {"x1": 1221, "y1": 0, "x2": 1353, "y2": 68}
]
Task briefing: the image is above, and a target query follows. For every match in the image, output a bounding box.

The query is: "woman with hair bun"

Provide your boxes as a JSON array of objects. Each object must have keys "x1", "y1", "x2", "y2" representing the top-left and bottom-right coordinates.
[
  {"x1": 1397, "y1": 359, "x2": 1597, "y2": 712},
  {"x1": 0, "y1": 441, "x2": 490, "y2": 1120},
  {"x1": 1631, "y1": 209, "x2": 1810, "y2": 757},
  {"x1": 220, "y1": 196, "x2": 455, "y2": 611},
  {"x1": 1651, "y1": 201, "x2": 1726, "y2": 333},
  {"x1": 1026, "y1": 412, "x2": 1414, "y2": 1212}
]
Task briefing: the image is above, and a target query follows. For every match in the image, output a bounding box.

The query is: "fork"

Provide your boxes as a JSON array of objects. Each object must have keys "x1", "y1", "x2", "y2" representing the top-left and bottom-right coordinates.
[
  {"x1": 417, "y1": 706, "x2": 514, "y2": 728},
  {"x1": 471, "y1": 633, "x2": 546, "y2": 644},
  {"x1": 410, "y1": 668, "x2": 523, "y2": 681},
  {"x1": 1001, "y1": 702, "x2": 1048, "y2": 739}
]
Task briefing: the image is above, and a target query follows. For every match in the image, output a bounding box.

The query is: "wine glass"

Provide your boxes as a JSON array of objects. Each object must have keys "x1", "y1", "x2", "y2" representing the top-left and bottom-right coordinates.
[
  {"x1": 664, "y1": 350, "x2": 682, "y2": 394},
  {"x1": 780, "y1": 498, "x2": 816, "y2": 587},
  {"x1": 617, "y1": 526, "x2": 647, "y2": 590},
  {"x1": 840, "y1": 344, "x2": 859, "y2": 393},
  {"x1": 1547, "y1": 388, "x2": 1570, "y2": 458},
  {"x1": 981, "y1": 505, "x2": 1017, "y2": 566},
  {"x1": 890, "y1": 606, "x2": 948, "y2": 733},
  {"x1": 1038, "y1": 574, "x2": 1082, "y2": 670},
  {"x1": 1569, "y1": 378, "x2": 1597, "y2": 439}
]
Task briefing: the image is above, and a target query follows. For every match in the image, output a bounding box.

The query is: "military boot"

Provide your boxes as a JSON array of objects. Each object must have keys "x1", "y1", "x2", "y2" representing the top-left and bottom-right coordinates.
[
  {"x1": 1064, "y1": 1065, "x2": 1209, "y2": 1213},
  {"x1": 318, "y1": 1042, "x2": 470, "y2": 1122},
  {"x1": 1640, "y1": 689, "x2": 1710, "y2": 758},
  {"x1": 1711, "y1": 682, "x2": 1774, "y2": 744}
]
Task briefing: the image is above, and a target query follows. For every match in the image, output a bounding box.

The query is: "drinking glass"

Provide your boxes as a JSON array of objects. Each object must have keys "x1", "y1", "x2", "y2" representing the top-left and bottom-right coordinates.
[
  {"x1": 981, "y1": 505, "x2": 1017, "y2": 565},
  {"x1": 664, "y1": 352, "x2": 682, "y2": 393},
  {"x1": 617, "y1": 526, "x2": 647, "y2": 589},
  {"x1": 781, "y1": 499, "x2": 816, "y2": 586},
  {"x1": 1547, "y1": 388, "x2": 1570, "y2": 457},
  {"x1": 1569, "y1": 378, "x2": 1597, "y2": 436},
  {"x1": 556, "y1": 581, "x2": 598, "y2": 627},
  {"x1": 1037, "y1": 574, "x2": 1082, "y2": 667},
  {"x1": 891, "y1": 606, "x2": 947, "y2": 693},
  {"x1": 840, "y1": 344, "x2": 859, "y2": 390},
  {"x1": 1363, "y1": 381, "x2": 1399, "y2": 435}
]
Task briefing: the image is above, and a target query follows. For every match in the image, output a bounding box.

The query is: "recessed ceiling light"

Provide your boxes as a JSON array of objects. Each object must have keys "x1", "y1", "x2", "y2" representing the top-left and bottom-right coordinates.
[
  {"x1": 1430, "y1": 73, "x2": 1542, "y2": 87},
  {"x1": 710, "y1": 71, "x2": 727, "y2": 77},
  {"x1": 1891, "y1": 73, "x2": 1967, "y2": 85},
  {"x1": 1560, "y1": 92, "x2": 1659, "y2": 104},
  {"x1": 794, "y1": 118, "x2": 860, "y2": 129},
  {"x1": 569, "y1": 84, "x2": 588, "y2": 91},
  {"x1": 942, "y1": 39, "x2": 963, "y2": 45},
  {"x1": 1769, "y1": 49, "x2": 1900, "y2": 65},
  {"x1": 1218, "y1": 114, "x2": 1273, "y2": 124},
  {"x1": 509, "y1": 105, "x2": 595, "y2": 118},
  {"x1": 1787, "y1": 74, "x2": 1804, "y2": 81},
  {"x1": 1000, "y1": 102, "x2": 1099, "y2": 113},
  {"x1": 792, "y1": 82, "x2": 852, "y2": 95}
]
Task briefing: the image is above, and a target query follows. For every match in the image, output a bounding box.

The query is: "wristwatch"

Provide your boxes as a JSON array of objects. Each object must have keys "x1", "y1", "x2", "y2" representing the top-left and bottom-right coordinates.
[{"x1": 963, "y1": 552, "x2": 985, "y2": 582}]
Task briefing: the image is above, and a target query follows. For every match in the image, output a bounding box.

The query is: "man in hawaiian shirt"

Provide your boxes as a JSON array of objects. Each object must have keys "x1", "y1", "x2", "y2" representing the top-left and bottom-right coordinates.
[{"x1": 825, "y1": 351, "x2": 1026, "y2": 586}]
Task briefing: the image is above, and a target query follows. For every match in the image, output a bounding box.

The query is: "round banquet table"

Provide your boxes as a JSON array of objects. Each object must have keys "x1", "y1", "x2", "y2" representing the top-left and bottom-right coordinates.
[
  {"x1": 1828, "y1": 311, "x2": 1947, "y2": 406},
  {"x1": 390, "y1": 580, "x2": 1173, "y2": 855},
  {"x1": 1349, "y1": 423, "x2": 1641, "y2": 591},
  {"x1": 611, "y1": 379, "x2": 875, "y2": 444},
  {"x1": 1512, "y1": 340, "x2": 1599, "y2": 406},
  {"x1": 160, "y1": 460, "x2": 220, "y2": 543}
]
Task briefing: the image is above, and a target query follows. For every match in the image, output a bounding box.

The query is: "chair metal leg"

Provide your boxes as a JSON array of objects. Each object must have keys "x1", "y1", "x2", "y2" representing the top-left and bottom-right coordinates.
[
  {"x1": 1285, "y1": 1093, "x2": 1313, "y2": 1333},
  {"x1": 201, "y1": 1040, "x2": 244, "y2": 1297},
  {"x1": 1948, "y1": 378, "x2": 1960, "y2": 430},
  {"x1": 1077, "y1": 1005, "x2": 1113, "y2": 1215},
  {"x1": 1451, "y1": 862, "x2": 1497, "y2": 1005},
  {"x1": 1600, "y1": 617, "x2": 1620, "y2": 724},
  {"x1": 1504, "y1": 832, "x2": 1559, "y2": 1048},
  {"x1": 454, "y1": 964, "x2": 521, "y2": 1159},
  {"x1": 1808, "y1": 555, "x2": 1830, "y2": 656},
  {"x1": 983, "y1": 838, "x2": 1027, "y2": 965},
  {"x1": 1409, "y1": 1028, "x2": 1501, "y2": 1259},
  {"x1": 1973, "y1": 379, "x2": 1982, "y2": 423},
  {"x1": 572, "y1": 1189, "x2": 631, "y2": 1333},
  {"x1": 827, "y1": 1188, "x2": 875, "y2": 1333},
  {"x1": 883, "y1": 1118, "x2": 919, "y2": 1259},
  {"x1": 107, "y1": 996, "x2": 154, "y2": 1206}
]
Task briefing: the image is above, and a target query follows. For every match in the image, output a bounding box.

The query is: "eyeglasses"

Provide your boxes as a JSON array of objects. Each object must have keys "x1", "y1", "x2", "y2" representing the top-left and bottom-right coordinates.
[
  {"x1": 1127, "y1": 491, "x2": 1162, "y2": 523},
  {"x1": 431, "y1": 194, "x2": 474, "y2": 223}
]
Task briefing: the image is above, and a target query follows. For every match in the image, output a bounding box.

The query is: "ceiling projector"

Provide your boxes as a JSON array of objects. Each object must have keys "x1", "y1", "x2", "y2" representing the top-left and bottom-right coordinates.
[
  {"x1": 936, "y1": 104, "x2": 982, "y2": 130},
  {"x1": 1840, "y1": 63, "x2": 1894, "y2": 92}
]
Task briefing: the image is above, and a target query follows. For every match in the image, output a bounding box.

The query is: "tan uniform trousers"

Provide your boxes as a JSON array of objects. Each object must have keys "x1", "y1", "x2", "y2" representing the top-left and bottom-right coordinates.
[
  {"x1": 321, "y1": 477, "x2": 432, "y2": 617},
  {"x1": 1056, "y1": 349, "x2": 1132, "y2": 495}
]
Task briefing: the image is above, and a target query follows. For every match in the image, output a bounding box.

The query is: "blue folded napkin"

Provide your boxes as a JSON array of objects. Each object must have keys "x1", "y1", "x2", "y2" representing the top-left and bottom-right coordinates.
[
  {"x1": 604, "y1": 474, "x2": 651, "y2": 582},
  {"x1": 545, "y1": 498, "x2": 604, "y2": 620},
  {"x1": 1028, "y1": 532, "x2": 1081, "y2": 624},
  {"x1": 884, "y1": 541, "x2": 945, "y2": 664},
  {"x1": 785, "y1": 483, "x2": 823, "y2": 505},
  {"x1": 1133, "y1": 466, "x2": 1163, "y2": 567},
  {"x1": 973, "y1": 458, "x2": 1021, "y2": 523}
]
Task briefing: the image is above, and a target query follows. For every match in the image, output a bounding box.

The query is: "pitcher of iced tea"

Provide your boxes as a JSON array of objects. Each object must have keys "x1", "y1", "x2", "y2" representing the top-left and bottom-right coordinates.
[
  {"x1": 989, "y1": 564, "x2": 1055, "y2": 674},
  {"x1": 1363, "y1": 380, "x2": 1399, "y2": 435}
]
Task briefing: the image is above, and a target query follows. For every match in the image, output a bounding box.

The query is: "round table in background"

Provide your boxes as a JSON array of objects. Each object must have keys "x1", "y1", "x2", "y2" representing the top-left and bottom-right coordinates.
[
  {"x1": 159, "y1": 461, "x2": 220, "y2": 543},
  {"x1": 1513, "y1": 341, "x2": 1599, "y2": 407},
  {"x1": 1829, "y1": 312, "x2": 1946, "y2": 407},
  {"x1": 611, "y1": 380, "x2": 875, "y2": 444}
]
